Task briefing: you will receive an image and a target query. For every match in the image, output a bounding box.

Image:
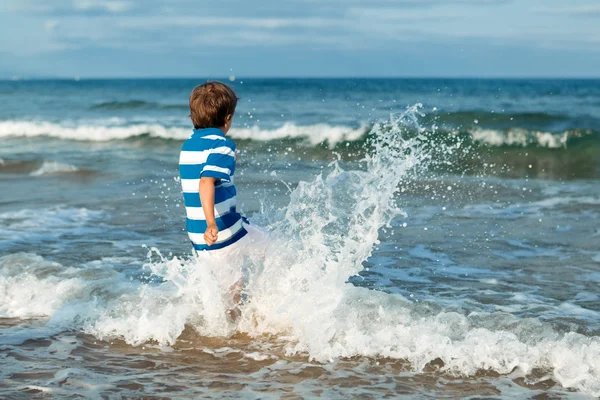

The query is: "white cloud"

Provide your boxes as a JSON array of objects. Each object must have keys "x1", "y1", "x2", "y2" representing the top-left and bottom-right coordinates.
[
  {"x1": 187, "y1": 29, "x2": 360, "y2": 48},
  {"x1": 535, "y1": 5, "x2": 600, "y2": 16},
  {"x1": 6, "y1": 0, "x2": 133, "y2": 14},
  {"x1": 5, "y1": 1, "x2": 55, "y2": 13},
  {"x1": 73, "y1": 0, "x2": 132, "y2": 13},
  {"x1": 1, "y1": 0, "x2": 599, "y2": 59},
  {"x1": 118, "y1": 16, "x2": 343, "y2": 30},
  {"x1": 44, "y1": 20, "x2": 60, "y2": 32}
]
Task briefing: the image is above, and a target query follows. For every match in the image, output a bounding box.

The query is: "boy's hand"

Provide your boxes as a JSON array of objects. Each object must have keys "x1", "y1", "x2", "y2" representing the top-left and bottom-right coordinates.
[
  {"x1": 204, "y1": 224, "x2": 218, "y2": 246},
  {"x1": 199, "y1": 177, "x2": 218, "y2": 246}
]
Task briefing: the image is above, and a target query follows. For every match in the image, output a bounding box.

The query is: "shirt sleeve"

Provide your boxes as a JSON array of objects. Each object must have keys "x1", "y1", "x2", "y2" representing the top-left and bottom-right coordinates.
[{"x1": 199, "y1": 146, "x2": 235, "y2": 182}]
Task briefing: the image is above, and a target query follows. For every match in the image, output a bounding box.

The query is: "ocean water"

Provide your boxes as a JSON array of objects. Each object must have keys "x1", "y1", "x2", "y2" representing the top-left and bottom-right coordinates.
[{"x1": 0, "y1": 78, "x2": 599, "y2": 399}]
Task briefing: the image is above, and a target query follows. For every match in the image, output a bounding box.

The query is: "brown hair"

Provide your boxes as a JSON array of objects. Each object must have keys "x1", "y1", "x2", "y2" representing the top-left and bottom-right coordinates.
[{"x1": 189, "y1": 81, "x2": 238, "y2": 129}]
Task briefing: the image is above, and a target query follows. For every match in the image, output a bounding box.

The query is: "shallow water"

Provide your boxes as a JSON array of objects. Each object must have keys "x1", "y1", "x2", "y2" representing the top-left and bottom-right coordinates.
[{"x1": 1, "y1": 78, "x2": 599, "y2": 398}]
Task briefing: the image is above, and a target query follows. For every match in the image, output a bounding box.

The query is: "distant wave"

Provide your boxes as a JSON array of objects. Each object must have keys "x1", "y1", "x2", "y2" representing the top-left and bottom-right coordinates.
[
  {"x1": 91, "y1": 100, "x2": 154, "y2": 110},
  {"x1": 438, "y1": 111, "x2": 569, "y2": 125},
  {"x1": 0, "y1": 120, "x2": 368, "y2": 147},
  {"x1": 0, "y1": 158, "x2": 90, "y2": 176},
  {"x1": 466, "y1": 128, "x2": 597, "y2": 148},
  {"x1": 0, "y1": 120, "x2": 192, "y2": 141},
  {"x1": 0, "y1": 159, "x2": 41, "y2": 174},
  {"x1": 91, "y1": 100, "x2": 187, "y2": 111},
  {"x1": 30, "y1": 161, "x2": 79, "y2": 176},
  {"x1": 231, "y1": 122, "x2": 368, "y2": 145},
  {"x1": 0, "y1": 120, "x2": 597, "y2": 149},
  {"x1": 468, "y1": 128, "x2": 568, "y2": 148}
]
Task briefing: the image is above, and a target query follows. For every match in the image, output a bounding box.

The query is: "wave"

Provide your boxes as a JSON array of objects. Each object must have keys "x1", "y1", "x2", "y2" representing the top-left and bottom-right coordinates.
[
  {"x1": 90, "y1": 100, "x2": 187, "y2": 111},
  {"x1": 0, "y1": 120, "x2": 598, "y2": 150},
  {"x1": 231, "y1": 122, "x2": 368, "y2": 145},
  {"x1": 468, "y1": 128, "x2": 569, "y2": 148},
  {"x1": 0, "y1": 120, "x2": 191, "y2": 141},
  {"x1": 0, "y1": 120, "x2": 368, "y2": 147},
  {"x1": 30, "y1": 161, "x2": 79, "y2": 176},
  {"x1": 438, "y1": 110, "x2": 569, "y2": 126},
  {"x1": 91, "y1": 100, "x2": 154, "y2": 110},
  {"x1": 0, "y1": 207, "x2": 105, "y2": 244},
  {"x1": 0, "y1": 253, "x2": 85, "y2": 319},
  {"x1": 0, "y1": 159, "x2": 41, "y2": 174},
  {"x1": 0, "y1": 159, "x2": 91, "y2": 176},
  {"x1": 467, "y1": 128, "x2": 598, "y2": 149}
]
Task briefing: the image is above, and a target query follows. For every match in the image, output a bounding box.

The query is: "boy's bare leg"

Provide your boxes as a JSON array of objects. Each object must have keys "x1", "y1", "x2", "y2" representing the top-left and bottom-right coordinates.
[
  {"x1": 226, "y1": 277, "x2": 243, "y2": 322},
  {"x1": 230, "y1": 277, "x2": 243, "y2": 305}
]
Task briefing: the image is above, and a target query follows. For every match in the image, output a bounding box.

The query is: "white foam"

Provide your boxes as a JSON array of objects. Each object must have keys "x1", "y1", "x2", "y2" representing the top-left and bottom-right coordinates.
[
  {"x1": 469, "y1": 128, "x2": 569, "y2": 148},
  {"x1": 0, "y1": 207, "x2": 103, "y2": 232},
  {"x1": 0, "y1": 120, "x2": 367, "y2": 147},
  {"x1": 0, "y1": 208, "x2": 104, "y2": 246},
  {"x1": 2, "y1": 120, "x2": 573, "y2": 149},
  {"x1": 30, "y1": 161, "x2": 79, "y2": 176},
  {"x1": 244, "y1": 352, "x2": 272, "y2": 361},
  {"x1": 229, "y1": 122, "x2": 367, "y2": 146},
  {"x1": 0, "y1": 253, "x2": 84, "y2": 319},
  {"x1": 0, "y1": 120, "x2": 190, "y2": 141},
  {"x1": 462, "y1": 196, "x2": 600, "y2": 219}
]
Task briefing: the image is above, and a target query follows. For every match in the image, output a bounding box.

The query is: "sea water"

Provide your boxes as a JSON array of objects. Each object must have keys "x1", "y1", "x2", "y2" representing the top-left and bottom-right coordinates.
[{"x1": 1, "y1": 78, "x2": 599, "y2": 398}]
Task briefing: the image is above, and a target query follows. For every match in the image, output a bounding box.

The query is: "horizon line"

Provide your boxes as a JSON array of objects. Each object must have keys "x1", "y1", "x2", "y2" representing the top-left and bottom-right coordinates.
[{"x1": 2, "y1": 75, "x2": 600, "y2": 81}]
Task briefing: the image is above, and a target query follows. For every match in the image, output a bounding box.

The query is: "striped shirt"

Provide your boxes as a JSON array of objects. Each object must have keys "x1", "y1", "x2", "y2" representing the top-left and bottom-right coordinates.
[{"x1": 179, "y1": 128, "x2": 247, "y2": 251}]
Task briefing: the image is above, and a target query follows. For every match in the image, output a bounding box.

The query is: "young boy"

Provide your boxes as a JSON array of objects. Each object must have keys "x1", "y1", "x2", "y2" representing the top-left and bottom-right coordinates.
[{"x1": 179, "y1": 81, "x2": 267, "y2": 320}]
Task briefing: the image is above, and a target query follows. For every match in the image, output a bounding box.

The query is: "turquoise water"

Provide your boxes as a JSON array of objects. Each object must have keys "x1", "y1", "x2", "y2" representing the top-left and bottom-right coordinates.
[{"x1": 0, "y1": 78, "x2": 599, "y2": 398}]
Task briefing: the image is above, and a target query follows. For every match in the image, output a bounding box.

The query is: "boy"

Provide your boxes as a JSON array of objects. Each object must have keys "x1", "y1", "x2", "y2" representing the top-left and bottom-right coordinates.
[{"x1": 179, "y1": 81, "x2": 267, "y2": 321}]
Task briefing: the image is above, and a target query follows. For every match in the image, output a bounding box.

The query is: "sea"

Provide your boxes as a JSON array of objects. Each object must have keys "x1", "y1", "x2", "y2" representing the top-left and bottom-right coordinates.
[{"x1": 0, "y1": 78, "x2": 599, "y2": 399}]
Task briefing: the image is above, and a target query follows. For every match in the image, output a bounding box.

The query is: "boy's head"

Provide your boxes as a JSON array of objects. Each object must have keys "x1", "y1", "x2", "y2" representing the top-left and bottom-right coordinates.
[{"x1": 189, "y1": 81, "x2": 238, "y2": 133}]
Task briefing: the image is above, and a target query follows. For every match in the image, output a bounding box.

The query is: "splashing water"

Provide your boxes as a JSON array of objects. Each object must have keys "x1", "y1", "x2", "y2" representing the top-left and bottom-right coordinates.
[
  {"x1": 13, "y1": 105, "x2": 599, "y2": 396},
  {"x1": 77, "y1": 105, "x2": 430, "y2": 344},
  {"x1": 237, "y1": 106, "x2": 599, "y2": 396},
  {"x1": 236, "y1": 105, "x2": 431, "y2": 349}
]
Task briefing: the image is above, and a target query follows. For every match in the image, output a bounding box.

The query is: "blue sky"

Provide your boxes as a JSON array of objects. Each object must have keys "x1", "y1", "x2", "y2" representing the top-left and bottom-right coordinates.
[{"x1": 2, "y1": 0, "x2": 599, "y2": 78}]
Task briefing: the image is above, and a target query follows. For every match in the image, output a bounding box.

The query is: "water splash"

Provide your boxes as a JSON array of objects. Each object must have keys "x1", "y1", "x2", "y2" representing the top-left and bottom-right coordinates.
[{"x1": 79, "y1": 104, "x2": 438, "y2": 350}]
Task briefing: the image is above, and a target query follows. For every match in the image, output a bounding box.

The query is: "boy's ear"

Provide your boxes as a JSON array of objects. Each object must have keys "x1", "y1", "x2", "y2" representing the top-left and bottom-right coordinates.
[{"x1": 226, "y1": 114, "x2": 233, "y2": 121}]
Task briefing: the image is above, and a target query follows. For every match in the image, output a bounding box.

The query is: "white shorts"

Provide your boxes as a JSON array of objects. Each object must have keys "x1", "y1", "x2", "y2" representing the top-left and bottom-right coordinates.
[{"x1": 194, "y1": 223, "x2": 270, "y2": 291}]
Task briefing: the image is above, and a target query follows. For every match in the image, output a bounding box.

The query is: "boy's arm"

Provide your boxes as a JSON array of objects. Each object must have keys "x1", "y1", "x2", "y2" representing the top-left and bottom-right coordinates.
[{"x1": 199, "y1": 177, "x2": 218, "y2": 246}]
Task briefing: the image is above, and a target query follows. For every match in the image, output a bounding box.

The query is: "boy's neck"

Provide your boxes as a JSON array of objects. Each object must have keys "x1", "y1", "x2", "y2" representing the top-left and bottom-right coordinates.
[{"x1": 195, "y1": 126, "x2": 227, "y2": 136}]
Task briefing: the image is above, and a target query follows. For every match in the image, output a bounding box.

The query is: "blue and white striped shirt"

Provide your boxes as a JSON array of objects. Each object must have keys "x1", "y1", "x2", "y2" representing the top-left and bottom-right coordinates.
[{"x1": 179, "y1": 128, "x2": 247, "y2": 251}]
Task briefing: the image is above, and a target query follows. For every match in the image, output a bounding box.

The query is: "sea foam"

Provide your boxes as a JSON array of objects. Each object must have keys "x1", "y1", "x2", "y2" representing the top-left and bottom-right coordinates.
[
  {"x1": 30, "y1": 161, "x2": 79, "y2": 176},
  {"x1": 0, "y1": 120, "x2": 367, "y2": 147},
  {"x1": 469, "y1": 128, "x2": 570, "y2": 148},
  {"x1": 0, "y1": 119, "x2": 586, "y2": 149},
  {"x1": 0, "y1": 253, "x2": 85, "y2": 319}
]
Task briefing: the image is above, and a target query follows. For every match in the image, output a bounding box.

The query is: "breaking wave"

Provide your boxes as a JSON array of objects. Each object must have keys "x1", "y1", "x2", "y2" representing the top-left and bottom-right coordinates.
[
  {"x1": 0, "y1": 120, "x2": 368, "y2": 147},
  {"x1": 30, "y1": 161, "x2": 79, "y2": 176},
  {"x1": 0, "y1": 120, "x2": 597, "y2": 149},
  {"x1": 90, "y1": 100, "x2": 186, "y2": 111}
]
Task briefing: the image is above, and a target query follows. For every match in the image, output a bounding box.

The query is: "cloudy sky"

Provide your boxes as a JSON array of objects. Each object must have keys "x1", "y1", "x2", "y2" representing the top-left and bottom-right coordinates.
[{"x1": 2, "y1": 0, "x2": 599, "y2": 78}]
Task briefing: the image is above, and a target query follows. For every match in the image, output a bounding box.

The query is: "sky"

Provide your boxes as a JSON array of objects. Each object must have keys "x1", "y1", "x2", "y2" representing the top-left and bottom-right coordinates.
[{"x1": 1, "y1": 0, "x2": 599, "y2": 78}]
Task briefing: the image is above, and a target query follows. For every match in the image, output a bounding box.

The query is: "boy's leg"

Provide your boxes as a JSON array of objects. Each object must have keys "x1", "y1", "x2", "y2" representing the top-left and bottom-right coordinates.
[
  {"x1": 195, "y1": 225, "x2": 270, "y2": 322},
  {"x1": 242, "y1": 223, "x2": 271, "y2": 260},
  {"x1": 226, "y1": 224, "x2": 270, "y2": 321},
  {"x1": 226, "y1": 278, "x2": 243, "y2": 322},
  {"x1": 229, "y1": 278, "x2": 243, "y2": 304},
  {"x1": 195, "y1": 245, "x2": 244, "y2": 304}
]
